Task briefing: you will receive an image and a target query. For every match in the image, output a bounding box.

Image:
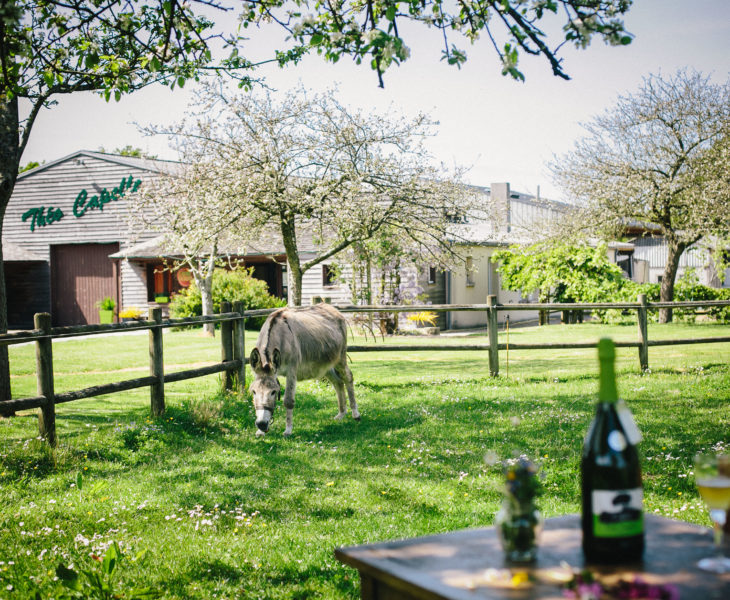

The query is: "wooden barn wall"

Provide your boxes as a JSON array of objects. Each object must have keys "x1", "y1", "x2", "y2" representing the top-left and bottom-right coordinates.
[
  {"x1": 120, "y1": 260, "x2": 150, "y2": 314},
  {"x1": 300, "y1": 261, "x2": 351, "y2": 306},
  {"x1": 6, "y1": 261, "x2": 50, "y2": 329}
]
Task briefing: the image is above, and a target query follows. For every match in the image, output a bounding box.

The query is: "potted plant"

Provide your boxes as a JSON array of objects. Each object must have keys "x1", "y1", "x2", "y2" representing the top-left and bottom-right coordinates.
[{"x1": 96, "y1": 297, "x2": 116, "y2": 324}]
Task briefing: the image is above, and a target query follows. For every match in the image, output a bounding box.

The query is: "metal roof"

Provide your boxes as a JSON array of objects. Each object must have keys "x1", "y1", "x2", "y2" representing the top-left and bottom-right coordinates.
[{"x1": 17, "y1": 150, "x2": 182, "y2": 179}]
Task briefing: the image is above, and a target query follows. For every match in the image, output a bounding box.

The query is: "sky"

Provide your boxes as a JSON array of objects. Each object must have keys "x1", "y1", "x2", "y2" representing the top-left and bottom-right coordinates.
[{"x1": 19, "y1": 0, "x2": 730, "y2": 202}]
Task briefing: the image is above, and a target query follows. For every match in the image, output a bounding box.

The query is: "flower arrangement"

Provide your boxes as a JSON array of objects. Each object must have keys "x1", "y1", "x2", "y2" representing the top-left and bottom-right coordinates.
[
  {"x1": 407, "y1": 311, "x2": 438, "y2": 327},
  {"x1": 118, "y1": 306, "x2": 144, "y2": 320},
  {"x1": 502, "y1": 456, "x2": 542, "y2": 505},
  {"x1": 562, "y1": 568, "x2": 679, "y2": 600}
]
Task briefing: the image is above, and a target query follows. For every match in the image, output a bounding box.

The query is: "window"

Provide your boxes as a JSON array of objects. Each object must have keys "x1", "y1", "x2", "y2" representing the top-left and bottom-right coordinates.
[
  {"x1": 323, "y1": 264, "x2": 338, "y2": 287},
  {"x1": 146, "y1": 263, "x2": 174, "y2": 302},
  {"x1": 428, "y1": 266, "x2": 437, "y2": 285},
  {"x1": 616, "y1": 250, "x2": 633, "y2": 279},
  {"x1": 281, "y1": 263, "x2": 288, "y2": 299},
  {"x1": 466, "y1": 256, "x2": 475, "y2": 287},
  {"x1": 445, "y1": 209, "x2": 467, "y2": 224}
]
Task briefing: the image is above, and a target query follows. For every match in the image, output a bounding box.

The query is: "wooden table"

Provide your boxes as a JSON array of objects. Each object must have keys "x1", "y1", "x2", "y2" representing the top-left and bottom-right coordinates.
[{"x1": 335, "y1": 514, "x2": 730, "y2": 599}]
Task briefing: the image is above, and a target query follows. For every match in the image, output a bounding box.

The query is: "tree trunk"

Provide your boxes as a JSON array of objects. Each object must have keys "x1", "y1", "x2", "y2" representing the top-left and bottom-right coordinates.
[
  {"x1": 659, "y1": 238, "x2": 687, "y2": 324},
  {"x1": 194, "y1": 257, "x2": 216, "y2": 336},
  {"x1": 280, "y1": 214, "x2": 302, "y2": 306},
  {"x1": 0, "y1": 93, "x2": 20, "y2": 408},
  {"x1": 366, "y1": 254, "x2": 372, "y2": 305}
]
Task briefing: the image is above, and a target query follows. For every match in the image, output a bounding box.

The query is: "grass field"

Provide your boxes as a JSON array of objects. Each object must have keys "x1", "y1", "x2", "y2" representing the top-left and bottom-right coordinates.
[{"x1": 1, "y1": 321, "x2": 729, "y2": 598}]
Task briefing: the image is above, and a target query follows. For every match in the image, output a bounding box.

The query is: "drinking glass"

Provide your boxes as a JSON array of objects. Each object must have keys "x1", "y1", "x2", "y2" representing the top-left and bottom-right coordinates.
[{"x1": 694, "y1": 452, "x2": 730, "y2": 573}]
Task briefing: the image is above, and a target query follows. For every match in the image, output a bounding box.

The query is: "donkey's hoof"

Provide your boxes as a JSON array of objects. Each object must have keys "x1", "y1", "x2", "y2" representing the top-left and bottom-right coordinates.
[
  {"x1": 283, "y1": 430, "x2": 293, "y2": 438},
  {"x1": 333, "y1": 412, "x2": 346, "y2": 421},
  {"x1": 354, "y1": 416, "x2": 361, "y2": 421}
]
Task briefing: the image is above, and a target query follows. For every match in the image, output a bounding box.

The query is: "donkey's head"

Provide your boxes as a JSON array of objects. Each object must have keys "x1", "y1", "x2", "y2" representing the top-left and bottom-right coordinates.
[{"x1": 249, "y1": 347, "x2": 281, "y2": 433}]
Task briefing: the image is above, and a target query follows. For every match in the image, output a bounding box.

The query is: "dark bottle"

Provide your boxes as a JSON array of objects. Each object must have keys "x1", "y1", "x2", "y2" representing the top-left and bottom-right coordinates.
[{"x1": 581, "y1": 338, "x2": 644, "y2": 563}]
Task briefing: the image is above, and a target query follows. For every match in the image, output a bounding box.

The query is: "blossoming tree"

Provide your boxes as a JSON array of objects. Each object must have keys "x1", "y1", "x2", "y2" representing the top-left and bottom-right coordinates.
[
  {"x1": 143, "y1": 84, "x2": 473, "y2": 306},
  {"x1": 551, "y1": 70, "x2": 730, "y2": 322}
]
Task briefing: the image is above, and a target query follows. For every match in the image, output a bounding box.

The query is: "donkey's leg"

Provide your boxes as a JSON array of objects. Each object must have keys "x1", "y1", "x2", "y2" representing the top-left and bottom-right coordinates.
[
  {"x1": 335, "y1": 360, "x2": 360, "y2": 421},
  {"x1": 326, "y1": 368, "x2": 348, "y2": 420},
  {"x1": 283, "y1": 374, "x2": 297, "y2": 437}
]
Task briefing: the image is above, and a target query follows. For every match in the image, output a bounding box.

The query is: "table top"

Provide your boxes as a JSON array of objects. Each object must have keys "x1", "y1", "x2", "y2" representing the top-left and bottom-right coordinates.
[{"x1": 335, "y1": 514, "x2": 730, "y2": 600}]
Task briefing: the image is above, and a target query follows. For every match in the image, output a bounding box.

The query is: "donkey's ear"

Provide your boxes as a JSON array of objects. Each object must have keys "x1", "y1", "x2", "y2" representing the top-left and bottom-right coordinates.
[
  {"x1": 272, "y1": 348, "x2": 281, "y2": 370},
  {"x1": 250, "y1": 348, "x2": 261, "y2": 370}
]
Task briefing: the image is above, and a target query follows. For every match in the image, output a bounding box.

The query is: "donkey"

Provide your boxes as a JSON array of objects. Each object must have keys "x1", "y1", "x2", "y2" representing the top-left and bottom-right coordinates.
[{"x1": 249, "y1": 303, "x2": 359, "y2": 436}]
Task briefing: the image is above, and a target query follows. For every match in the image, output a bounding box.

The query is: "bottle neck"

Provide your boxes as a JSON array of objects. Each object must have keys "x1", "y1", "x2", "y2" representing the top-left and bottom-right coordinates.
[{"x1": 598, "y1": 358, "x2": 618, "y2": 404}]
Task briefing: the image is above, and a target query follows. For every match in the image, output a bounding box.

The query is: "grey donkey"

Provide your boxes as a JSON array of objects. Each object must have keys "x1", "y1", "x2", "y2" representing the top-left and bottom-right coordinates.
[{"x1": 249, "y1": 303, "x2": 360, "y2": 436}]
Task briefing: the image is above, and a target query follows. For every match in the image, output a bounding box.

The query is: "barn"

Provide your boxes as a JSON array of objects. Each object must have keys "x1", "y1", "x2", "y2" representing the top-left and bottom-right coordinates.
[{"x1": 3, "y1": 150, "x2": 285, "y2": 328}]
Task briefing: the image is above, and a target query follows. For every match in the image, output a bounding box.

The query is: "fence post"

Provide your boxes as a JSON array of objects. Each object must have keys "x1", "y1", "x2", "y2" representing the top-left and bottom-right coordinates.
[
  {"x1": 149, "y1": 307, "x2": 165, "y2": 416},
  {"x1": 220, "y1": 301, "x2": 234, "y2": 391},
  {"x1": 232, "y1": 301, "x2": 246, "y2": 393},
  {"x1": 34, "y1": 313, "x2": 56, "y2": 446},
  {"x1": 637, "y1": 293, "x2": 649, "y2": 372},
  {"x1": 487, "y1": 295, "x2": 499, "y2": 377}
]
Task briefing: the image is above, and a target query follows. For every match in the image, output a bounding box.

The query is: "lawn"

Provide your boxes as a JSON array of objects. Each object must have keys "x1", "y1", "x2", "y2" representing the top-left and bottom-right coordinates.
[{"x1": 1, "y1": 321, "x2": 729, "y2": 598}]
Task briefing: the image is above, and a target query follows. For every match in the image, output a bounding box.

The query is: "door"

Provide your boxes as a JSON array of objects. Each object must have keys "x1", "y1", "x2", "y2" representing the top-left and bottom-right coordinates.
[{"x1": 51, "y1": 243, "x2": 119, "y2": 326}]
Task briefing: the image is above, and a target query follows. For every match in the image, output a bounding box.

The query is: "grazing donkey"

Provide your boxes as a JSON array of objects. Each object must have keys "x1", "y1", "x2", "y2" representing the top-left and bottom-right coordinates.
[{"x1": 249, "y1": 303, "x2": 359, "y2": 436}]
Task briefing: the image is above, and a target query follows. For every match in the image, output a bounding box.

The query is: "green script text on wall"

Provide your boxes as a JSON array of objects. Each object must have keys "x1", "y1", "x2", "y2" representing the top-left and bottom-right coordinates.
[{"x1": 21, "y1": 175, "x2": 142, "y2": 232}]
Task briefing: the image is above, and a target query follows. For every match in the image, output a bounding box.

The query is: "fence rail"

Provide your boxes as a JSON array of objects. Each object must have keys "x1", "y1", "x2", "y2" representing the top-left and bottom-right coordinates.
[{"x1": 1, "y1": 295, "x2": 729, "y2": 446}]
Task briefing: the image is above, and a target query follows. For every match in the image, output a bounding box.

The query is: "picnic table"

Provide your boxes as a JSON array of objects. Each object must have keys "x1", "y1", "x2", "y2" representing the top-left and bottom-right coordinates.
[{"x1": 335, "y1": 514, "x2": 730, "y2": 599}]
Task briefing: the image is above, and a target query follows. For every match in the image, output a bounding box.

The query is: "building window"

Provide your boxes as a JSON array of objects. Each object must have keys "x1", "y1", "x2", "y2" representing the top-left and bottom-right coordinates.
[
  {"x1": 466, "y1": 256, "x2": 475, "y2": 287},
  {"x1": 616, "y1": 250, "x2": 633, "y2": 279},
  {"x1": 428, "y1": 266, "x2": 437, "y2": 285},
  {"x1": 146, "y1": 263, "x2": 175, "y2": 302},
  {"x1": 323, "y1": 264, "x2": 338, "y2": 287}
]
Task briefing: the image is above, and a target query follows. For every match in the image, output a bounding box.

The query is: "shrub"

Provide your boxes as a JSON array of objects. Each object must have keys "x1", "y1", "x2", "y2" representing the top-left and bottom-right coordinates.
[
  {"x1": 592, "y1": 271, "x2": 730, "y2": 324},
  {"x1": 674, "y1": 270, "x2": 730, "y2": 323},
  {"x1": 170, "y1": 267, "x2": 285, "y2": 328}
]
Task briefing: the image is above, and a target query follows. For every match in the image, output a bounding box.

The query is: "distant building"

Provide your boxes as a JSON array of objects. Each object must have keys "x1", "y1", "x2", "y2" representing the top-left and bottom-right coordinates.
[{"x1": 11, "y1": 150, "x2": 721, "y2": 331}]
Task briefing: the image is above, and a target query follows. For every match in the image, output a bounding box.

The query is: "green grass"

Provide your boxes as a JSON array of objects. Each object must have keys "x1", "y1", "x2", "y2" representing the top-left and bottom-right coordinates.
[{"x1": 1, "y1": 322, "x2": 729, "y2": 598}]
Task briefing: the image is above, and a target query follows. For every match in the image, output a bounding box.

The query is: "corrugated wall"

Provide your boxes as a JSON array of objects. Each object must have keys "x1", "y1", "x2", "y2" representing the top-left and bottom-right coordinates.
[{"x1": 632, "y1": 237, "x2": 708, "y2": 269}]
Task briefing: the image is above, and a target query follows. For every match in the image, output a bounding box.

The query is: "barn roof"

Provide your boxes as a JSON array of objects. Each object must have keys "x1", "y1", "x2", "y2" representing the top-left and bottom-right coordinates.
[
  {"x1": 17, "y1": 150, "x2": 181, "y2": 180},
  {"x1": 110, "y1": 224, "x2": 311, "y2": 260}
]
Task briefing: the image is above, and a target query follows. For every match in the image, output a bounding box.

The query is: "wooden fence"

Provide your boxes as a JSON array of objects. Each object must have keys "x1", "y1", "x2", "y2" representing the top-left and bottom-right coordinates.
[{"x1": 1, "y1": 295, "x2": 729, "y2": 446}]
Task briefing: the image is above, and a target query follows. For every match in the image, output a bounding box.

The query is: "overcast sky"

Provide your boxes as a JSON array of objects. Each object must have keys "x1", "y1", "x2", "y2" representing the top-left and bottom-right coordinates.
[{"x1": 20, "y1": 0, "x2": 730, "y2": 201}]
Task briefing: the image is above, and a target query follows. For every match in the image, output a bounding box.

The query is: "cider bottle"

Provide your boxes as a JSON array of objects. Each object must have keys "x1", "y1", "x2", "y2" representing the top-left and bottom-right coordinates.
[{"x1": 581, "y1": 338, "x2": 644, "y2": 563}]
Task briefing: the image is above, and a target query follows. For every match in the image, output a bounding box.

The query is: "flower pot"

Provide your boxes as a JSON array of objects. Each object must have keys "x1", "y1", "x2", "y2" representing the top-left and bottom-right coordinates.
[{"x1": 99, "y1": 309, "x2": 114, "y2": 324}]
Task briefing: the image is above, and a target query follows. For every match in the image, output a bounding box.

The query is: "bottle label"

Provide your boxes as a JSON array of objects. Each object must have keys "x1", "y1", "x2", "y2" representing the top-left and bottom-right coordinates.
[
  {"x1": 592, "y1": 488, "x2": 643, "y2": 537},
  {"x1": 616, "y1": 399, "x2": 642, "y2": 444},
  {"x1": 607, "y1": 430, "x2": 627, "y2": 452}
]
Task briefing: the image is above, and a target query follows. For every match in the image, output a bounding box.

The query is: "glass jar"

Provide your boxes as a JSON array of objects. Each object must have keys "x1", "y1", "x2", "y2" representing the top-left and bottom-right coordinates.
[{"x1": 495, "y1": 498, "x2": 543, "y2": 562}]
